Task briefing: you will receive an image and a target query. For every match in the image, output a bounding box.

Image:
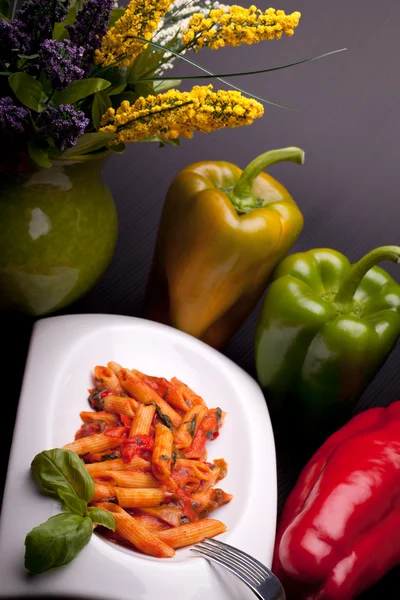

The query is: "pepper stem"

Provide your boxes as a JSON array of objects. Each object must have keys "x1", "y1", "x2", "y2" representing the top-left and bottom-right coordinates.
[
  {"x1": 334, "y1": 246, "x2": 400, "y2": 305},
  {"x1": 229, "y1": 147, "x2": 305, "y2": 213}
]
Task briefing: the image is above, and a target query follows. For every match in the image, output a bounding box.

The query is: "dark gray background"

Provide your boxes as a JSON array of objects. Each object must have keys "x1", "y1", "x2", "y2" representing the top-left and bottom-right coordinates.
[{"x1": 3, "y1": 0, "x2": 400, "y2": 597}]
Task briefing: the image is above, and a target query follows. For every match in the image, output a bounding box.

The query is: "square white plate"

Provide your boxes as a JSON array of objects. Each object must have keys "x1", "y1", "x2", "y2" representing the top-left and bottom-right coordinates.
[{"x1": 0, "y1": 314, "x2": 277, "y2": 600}]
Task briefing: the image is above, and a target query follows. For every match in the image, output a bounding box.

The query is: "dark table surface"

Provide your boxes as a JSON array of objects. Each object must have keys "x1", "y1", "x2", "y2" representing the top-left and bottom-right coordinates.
[{"x1": 3, "y1": 0, "x2": 400, "y2": 597}]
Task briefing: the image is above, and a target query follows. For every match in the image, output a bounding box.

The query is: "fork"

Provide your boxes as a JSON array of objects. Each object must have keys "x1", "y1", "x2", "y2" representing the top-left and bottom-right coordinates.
[{"x1": 190, "y1": 537, "x2": 286, "y2": 600}]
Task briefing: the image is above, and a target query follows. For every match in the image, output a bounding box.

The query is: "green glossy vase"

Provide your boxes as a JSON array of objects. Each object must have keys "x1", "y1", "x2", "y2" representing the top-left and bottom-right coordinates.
[{"x1": 0, "y1": 154, "x2": 118, "y2": 316}]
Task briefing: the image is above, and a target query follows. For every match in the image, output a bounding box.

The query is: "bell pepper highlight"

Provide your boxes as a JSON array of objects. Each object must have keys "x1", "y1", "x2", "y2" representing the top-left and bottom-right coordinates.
[{"x1": 145, "y1": 147, "x2": 305, "y2": 349}]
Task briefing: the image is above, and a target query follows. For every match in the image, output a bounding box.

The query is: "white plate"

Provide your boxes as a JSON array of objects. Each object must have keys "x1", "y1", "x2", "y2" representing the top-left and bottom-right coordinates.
[{"x1": 0, "y1": 314, "x2": 277, "y2": 600}]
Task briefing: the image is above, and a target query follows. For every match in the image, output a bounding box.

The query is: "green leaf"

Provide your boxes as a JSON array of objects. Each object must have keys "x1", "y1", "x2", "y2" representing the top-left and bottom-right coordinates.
[
  {"x1": 52, "y1": 78, "x2": 111, "y2": 106},
  {"x1": 110, "y1": 142, "x2": 126, "y2": 154},
  {"x1": 0, "y1": 0, "x2": 9, "y2": 18},
  {"x1": 27, "y1": 142, "x2": 52, "y2": 169},
  {"x1": 129, "y1": 43, "x2": 164, "y2": 83},
  {"x1": 92, "y1": 89, "x2": 112, "y2": 131},
  {"x1": 59, "y1": 132, "x2": 116, "y2": 157},
  {"x1": 18, "y1": 53, "x2": 39, "y2": 60},
  {"x1": 8, "y1": 72, "x2": 47, "y2": 112},
  {"x1": 108, "y1": 7, "x2": 124, "y2": 28},
  {"x1": 108, "y1": 83, "x2": 127, "y2": 96},
  {"x1": 58, "y1": 490, "x2": 88, "y2": 515},
  {"x1": 24, "y1": 513, "x2": 92, "y2": 574},
  {"x1": 155, "y1": 136, "x2": 181, "y2": 148},
  {"x1": 87, "y1": 507, "x2": 116, "y2": 530},
  {"x1": 31, "y1": 448, "x2": 94, "y2": 505},
  {"x1": 133, "y1": 81, "x2": 154, "y2": 99},
  {"x1": 53, "y1": 6, "x2": 77, "y2": 41},
  {"x1": 153, "y1": 79, "x2": 181, "y2": 93}
]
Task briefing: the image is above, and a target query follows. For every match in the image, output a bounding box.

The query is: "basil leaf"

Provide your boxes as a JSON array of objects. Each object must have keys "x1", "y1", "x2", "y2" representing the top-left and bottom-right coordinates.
[
  {"x1": 59, "y1": 132, "x2": 116, "y2": 157},
  {"x1": 8, "y1": 72, "x2": 47, "y2": 112},
  {"x1": 24, "y1": 513, "x2": 92, "y2": 574},
  {"x1": 154, "y1": 405, "x2": 173, "y2": 430},
  {"x1": 188, "y1": 415, "x2": 197, "y2": 438},
  {"x1": 58, "y1": 490, "x2": 88, "y2": 516},
  {"x1": 52, "y1": 78, "x2": 111, "y2": 106},
  {"x1": 92, "y1": 89, "x2": 112, "y2": 131},
  {"x1": 87, "y1": 507, "x2": 116, "y2": 530},
  {"x1": 31, "y1": 448, "x2": 94, "y2": 504},
  {"x1": 27, "y1": 142, "x2": 52, "y2": 169}
]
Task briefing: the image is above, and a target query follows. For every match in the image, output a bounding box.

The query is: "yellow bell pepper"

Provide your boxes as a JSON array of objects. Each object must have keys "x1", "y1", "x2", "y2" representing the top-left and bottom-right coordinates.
[{"x1": 145, "y1": 147, "x2": 305, "y2": 348}]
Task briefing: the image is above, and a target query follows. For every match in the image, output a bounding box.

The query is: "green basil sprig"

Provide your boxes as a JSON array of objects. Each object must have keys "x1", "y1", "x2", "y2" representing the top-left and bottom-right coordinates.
[{"x1": 24, "y1": 448, "x2": 116, "y2": 574}]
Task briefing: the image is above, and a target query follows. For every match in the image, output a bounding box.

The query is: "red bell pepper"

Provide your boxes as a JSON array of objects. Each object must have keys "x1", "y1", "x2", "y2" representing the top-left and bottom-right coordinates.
[{"x1": 272, "y1": 401, "x2": 400, "y2": 599}]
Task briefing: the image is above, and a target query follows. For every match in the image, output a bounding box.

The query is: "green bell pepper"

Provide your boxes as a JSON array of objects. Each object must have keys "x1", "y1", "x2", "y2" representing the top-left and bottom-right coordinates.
[{"x1": 255, "y1": 245, "x2": 400, "y2": 451}]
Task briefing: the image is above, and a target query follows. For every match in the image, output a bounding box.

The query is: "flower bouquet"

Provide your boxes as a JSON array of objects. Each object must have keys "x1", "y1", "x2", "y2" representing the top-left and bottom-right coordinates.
[
  {"x1": 0, "y1": 0, "x2": 336, "y2": 168},
  {"x1": 0, "y1": 0, "x2": 344, "y2": 318}
]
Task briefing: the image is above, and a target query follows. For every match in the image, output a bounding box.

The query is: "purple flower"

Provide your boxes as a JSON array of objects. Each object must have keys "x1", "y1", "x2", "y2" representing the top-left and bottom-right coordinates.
[
  {"x1": 15, "y1": 0, "x2": 70, "y2": 40},
  {"x1": 0, "y1": 97, "x2": 31, "y2": 137},
  {"x1": 0, "y1": 0, "x2": 70, "y2": 64},
  {"x1": 66, "y1": 0, "x2": 113, "y2": 73},
  {"x1": 39, "y1": 39, "x2": 85, "y2": 90},
  {"x1": 36, "y1": 104, "x2": 89, "y2": 151},
  {"x1": 0, "y1": 18, "x2": 31, "y2": 62}
]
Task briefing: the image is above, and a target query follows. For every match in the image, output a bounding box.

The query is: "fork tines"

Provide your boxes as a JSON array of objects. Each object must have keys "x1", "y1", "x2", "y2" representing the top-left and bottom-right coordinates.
[{"x1": 190, "y1": 537, "x2": 271, "y2": 586}]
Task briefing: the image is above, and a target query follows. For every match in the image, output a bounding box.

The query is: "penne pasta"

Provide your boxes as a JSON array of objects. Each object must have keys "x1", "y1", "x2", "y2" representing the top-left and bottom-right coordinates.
[
  {"x1": 140, "y1": 506, "x2": 182, "y2": 527},
  {"x1": 63, "y1": 428, "x2": 126, "y2": 455},
  {"x1": 63, "y1": 362, "x2": 232, "y2": 559},
  {"x1": 85, "y1": 456, "x2": 151, "y2": 475},
  {"x1": 93, "y1": 483, "x2": 116, "y2": 501},
  {"x1": 80, "y1": 410, "x2": 119, "y2": 426},
  {"x1": 133, "y1": 514, "x2": 171, "y2": 533},
  {"x1": 94, "y1": 366, "x2": 124, "y2": 393},
  {"x1": 113, "y1": 367, "x2": 182, "y2": 428},
  {"x1": 156, "y1": 518, "x2": 227, "y2": 548},
  {"x1": 130, "y1": 371, "x2": 190, "y2": 413},
  {"x1": 83, "y1": 449, "x2": 121, "y2": 462},
  {"x1": 115, "y1": 487, "x2": 165, "y2": 508},
  {"x1": 129, "y1": 403, "x2": 156, "y2": 437},
  {"x1": 184, "y1": 408, "x2": 225, "y2": 459},
  {"x1": 171, "y1": 378, "x2": 207, "y2": 407},
  {"x1": 94, "y1": 470, "x2": 158, "y2": 488},
  {"x1": 97, "y1": 502, "x2": 175, "y2": 558},
  {"x1": 102, "y1": 394, "x2": 138, "y2": 419},
  {"x1": 152, "y1": 422, "x2": 174, "y2": 481},
  {"x1": 191, "y1": 488, "x2": 233, "y2": 517},
  {"x1": 174, "y1": 404, "x2": 208, "y2": 449}
]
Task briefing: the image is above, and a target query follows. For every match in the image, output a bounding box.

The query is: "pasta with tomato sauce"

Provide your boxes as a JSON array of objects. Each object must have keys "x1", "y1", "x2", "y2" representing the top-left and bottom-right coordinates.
[{"x1": 62, "y1": 362, "x2": 232, "y2": 558}]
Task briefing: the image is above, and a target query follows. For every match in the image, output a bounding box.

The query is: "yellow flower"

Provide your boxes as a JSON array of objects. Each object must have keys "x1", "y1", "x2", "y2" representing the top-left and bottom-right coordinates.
[
  {"x1": 100, "y1": 85, "x2": 264, "y2": 143},
  {"x1": 181, "y1": 5, "x2": 301, "y2": 50},
  {"x1": 95, "y1": 0, "x2": 174, "y2": 68}
]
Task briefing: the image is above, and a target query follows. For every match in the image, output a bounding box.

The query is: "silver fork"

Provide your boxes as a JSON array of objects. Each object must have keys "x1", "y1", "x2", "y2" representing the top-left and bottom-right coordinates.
[{"x1": 190, "y1": 537, "x2": 286, "y2": 600}]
